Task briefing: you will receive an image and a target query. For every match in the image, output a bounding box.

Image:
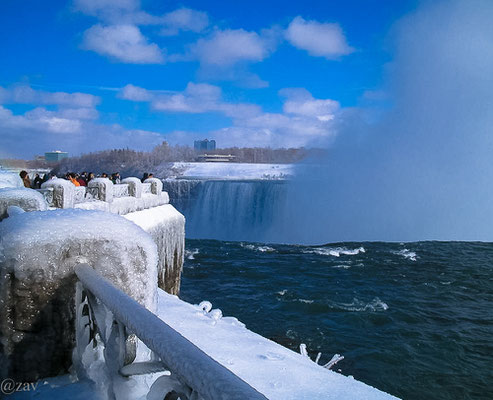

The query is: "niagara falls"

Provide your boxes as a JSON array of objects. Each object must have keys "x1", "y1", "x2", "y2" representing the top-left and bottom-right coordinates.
[{"x1": 1, "y1": 0, "x2": 493, "y2": 399}]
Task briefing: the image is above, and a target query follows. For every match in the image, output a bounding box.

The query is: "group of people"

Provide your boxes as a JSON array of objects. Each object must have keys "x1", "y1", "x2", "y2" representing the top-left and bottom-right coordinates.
[
  {"x1": 18, "y1": 170, "x2": 127, "y2": 189},
  {"x1": 19, "y1": 170, "x2": 55, "y2": 189}
]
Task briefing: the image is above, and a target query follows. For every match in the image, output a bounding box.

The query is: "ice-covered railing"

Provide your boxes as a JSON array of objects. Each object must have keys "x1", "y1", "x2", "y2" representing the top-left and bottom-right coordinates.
[
  {"x1": 36, "y1": 177, "x2": 169, "y2": 214},
  {"x1": 142, "y1": 182, "x2": 152, "y2": 194},
  {"x1": 75, "y1": 264, "x2": 267, "y2": 400},
  {"x1": 114, "y1": 183, "x2": 129, "y2": 198}
]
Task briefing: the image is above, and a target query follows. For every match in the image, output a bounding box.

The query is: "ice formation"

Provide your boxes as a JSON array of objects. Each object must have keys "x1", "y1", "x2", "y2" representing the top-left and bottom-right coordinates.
[
  {"x1": 41, "y1": 178, "x2": 76, "y2": 208},
  {"x1": 0, "y1": 168, "x2": 23, "y2": 188},
  {"x1": 121, "y1": 177, "x2": 143, "y2": 198},
  {"x1": 144, "y1": 178, "x2": 163, "y2": 195},
  {"x1": 124, "y1": 204, "x2": 185, "y2": 295},
  {"x1": 75, "y1": 192, "x2": 169, "y2": 215},
  {"x1": 88, "y1": 178, "x2": 114, "y2": 202},
  {"x1": 0, "y1": 187, "x2": 48, "y2": 220},
  {"x1": 0, "y1": 209, "x2": 158, "y2": 381},
  {"x1": 152, "y1": 290, "x2": 398, "y2": 400},
  {"x1": 168, "y1": 162, "x2": 295, "y2": 180}
]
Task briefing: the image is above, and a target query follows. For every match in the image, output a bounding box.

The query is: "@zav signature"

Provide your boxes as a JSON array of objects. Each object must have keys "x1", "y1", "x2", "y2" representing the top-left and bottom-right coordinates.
[{"x1": 1, "y1": 379, "x2": 39, "y2": 395}]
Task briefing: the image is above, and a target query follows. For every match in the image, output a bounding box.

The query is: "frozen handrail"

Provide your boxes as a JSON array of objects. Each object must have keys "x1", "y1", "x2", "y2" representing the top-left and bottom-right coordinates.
[{"x1": 75, "y1": 264, "x2": 267, "y2": 400}]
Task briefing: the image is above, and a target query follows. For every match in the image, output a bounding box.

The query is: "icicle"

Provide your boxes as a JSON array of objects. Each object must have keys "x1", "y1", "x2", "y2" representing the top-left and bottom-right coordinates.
[{"x1": 323, "y1": 354, "x2": 345, "y2": 370}]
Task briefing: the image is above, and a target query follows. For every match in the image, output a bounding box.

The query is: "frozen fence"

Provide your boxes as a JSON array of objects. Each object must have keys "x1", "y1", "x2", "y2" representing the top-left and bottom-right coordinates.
[
  {"x1": 75, "y1": 264, "x2": 267, "y2": 400},
  {"x1": 34, "y1": 178, "x2": 168, "y2": 214},
  {"x1": 142, "y1": 182, "x2": 152, "y2": 194}
]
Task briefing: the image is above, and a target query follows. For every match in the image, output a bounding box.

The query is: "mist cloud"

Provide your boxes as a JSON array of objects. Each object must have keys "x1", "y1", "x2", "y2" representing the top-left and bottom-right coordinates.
[{"x1": 274, "y1": 0, "x2": 493, "y2": 243}]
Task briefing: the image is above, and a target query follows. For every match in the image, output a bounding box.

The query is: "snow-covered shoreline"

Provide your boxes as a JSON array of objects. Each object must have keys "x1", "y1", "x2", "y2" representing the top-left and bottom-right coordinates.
[{"x1": 166, "y1": 162, "x2": 295, "y2": 180}]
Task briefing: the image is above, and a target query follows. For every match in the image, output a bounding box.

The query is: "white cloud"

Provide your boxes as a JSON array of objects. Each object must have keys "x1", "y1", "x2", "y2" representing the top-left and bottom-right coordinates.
[
  {"x1": 82, "y1": 24, "x2": 164, "y2": 63},
  {"x1": 0, "y1": 85, "x2": 100, "y2": 108},
  {"x1": 160, "y1": 8, "x2": 209, "y2": 35},
  {"x1": 119, "y1": 84, "x2": 154, "y2": 101},
  {"x1": 73, "y1": 0, "x2": 141, "y2": 24},
  {"x1": 190, "y1": 29, "x2": 271, "y2": 66},
  {"x1": 0, "y1": 104, "x2": 164, "y2": 158},
  {"x1": 285, "y1": 16, "x2": 354, "y2": 59},
  {"x1": 280, "y1": 88, "x2": 339, "y2": 121},
  {"x1": 119, "y1": 82, "x2": 261, "y2": 118},
  {"x1": 0, "y1": 106, "x2": 82, "y2": 134},
  {"x1": 120, "y1": 83, "x2": 340, "y2": 148}
]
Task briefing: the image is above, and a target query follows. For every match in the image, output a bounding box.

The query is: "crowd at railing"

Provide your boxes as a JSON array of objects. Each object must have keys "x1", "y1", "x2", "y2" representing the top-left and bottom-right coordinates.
[{"x1": 19, "y1": 170, "x2": 157, "y2": 189}]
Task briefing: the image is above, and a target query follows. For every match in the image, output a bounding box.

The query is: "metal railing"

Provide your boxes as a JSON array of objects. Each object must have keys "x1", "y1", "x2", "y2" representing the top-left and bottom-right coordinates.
[
  {"x1": 74, "y1": 264, "x2": 267, "y2": 400},
  {"x1": 142, "y1": 182, "x2": 152, "y2": 194}
]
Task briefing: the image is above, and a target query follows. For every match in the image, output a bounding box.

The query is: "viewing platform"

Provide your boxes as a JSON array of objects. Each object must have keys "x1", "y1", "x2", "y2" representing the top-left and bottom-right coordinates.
[{"x1": 0, "y1": 170, "x2": 397, "y2": 399}]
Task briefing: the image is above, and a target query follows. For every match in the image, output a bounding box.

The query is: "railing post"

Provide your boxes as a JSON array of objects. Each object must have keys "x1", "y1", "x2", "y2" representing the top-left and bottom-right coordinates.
[
  {"x1": 145, "y1": 178, "x2": 163, "y2": 196},
  {"x1": 88, "y1": 178, "x2": 114, "y2": 203},
  {"x1": 121, "y1": 177, "x2": 143, "y2": 198},
  {"x1": 41, "y1": 178, "x2": 75, "y2": 208}
]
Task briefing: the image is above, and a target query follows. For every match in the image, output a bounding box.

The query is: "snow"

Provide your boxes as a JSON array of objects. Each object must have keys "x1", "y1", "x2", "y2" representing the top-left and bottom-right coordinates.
[
  {"x1": 88, "y1": 178, "x2": 113, "y2": 202},
  {"x1": 169, "y1": 162, "x2": 295, "y2": 180},
  {"x1": 121, "y1": 177, "x2": 143, "y2": 198},
  {"x1": 144, "y1": 178, "x2": 163, "y2": 195},
  {"x1": 0, "y1": 208, "x2": 158, "y2": 311},
  {"x1": 75, "y1": 193, "x2": 169, "y2": 215},
  {"x1": 0, "y1": 187, "x2": 48, "y2": 220},
  {"x1": 124, "y1": 204, "x2": 185, "y2": 294},
  {"x1": 154, "y1": 290, "x2": 399, "y2": 400},
  {"x1": 0, "y1": 168, "x2": 23, "y2": 188},
  {"x1": 41, "y1": 178, "x2": 76, "y2": 208}
]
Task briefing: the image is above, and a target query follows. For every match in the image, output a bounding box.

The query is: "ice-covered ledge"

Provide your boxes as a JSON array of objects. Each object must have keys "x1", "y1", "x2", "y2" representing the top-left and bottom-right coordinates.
[
  {"x1": 154, "y1": 290, "x2": 398, "y2": 400},
  {"x1": 124, "y1": 205, "x2": 185, "y2": 295}
]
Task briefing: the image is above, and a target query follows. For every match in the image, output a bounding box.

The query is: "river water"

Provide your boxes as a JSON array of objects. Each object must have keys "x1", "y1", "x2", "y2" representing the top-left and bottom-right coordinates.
[{"x1": 180, "y1": 239, "x2": 493, "y2": 400}]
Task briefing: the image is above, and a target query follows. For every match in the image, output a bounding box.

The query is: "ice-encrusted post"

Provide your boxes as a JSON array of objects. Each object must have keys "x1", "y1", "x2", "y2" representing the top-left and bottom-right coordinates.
[
  {"x1": 41, "y1": 178, "x2": 75, "y2": 208},
  {"x1": 121, "y1": 177, "x2": 142, "y2": 198},
  {"x1": 88, "y1": 178, "x2": 114, "y2": 203},
  {"x1": 145, "y1": 178, "x2": 163, "y2": 196},
  {"x1": 0, "y1": 209, "x2": 158, "y2": 382},
  {"x1": 124, "y1": 205, "x2": 185, "y2": 295},
  {"x1": 0, "y1": 188, "x2": 48, "y2": 221}
]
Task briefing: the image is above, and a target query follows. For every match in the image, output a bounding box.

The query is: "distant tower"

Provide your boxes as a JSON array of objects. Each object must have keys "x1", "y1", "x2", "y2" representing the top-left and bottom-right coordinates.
[
  {"x1": 194, "y1": 139, "x2": 216, "y2": 151},
  {"x1": 45, "y1": 150, "x2": 68, "y2": 162}
]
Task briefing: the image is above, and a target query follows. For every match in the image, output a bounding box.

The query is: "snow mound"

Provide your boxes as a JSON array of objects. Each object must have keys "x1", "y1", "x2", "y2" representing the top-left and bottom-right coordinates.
[
  {"x1": 0, "y1": 169, "x2": 23, "y2": 188},
  {"x1": 0, "y1": 187, "x2": 48, "y2": 220}
]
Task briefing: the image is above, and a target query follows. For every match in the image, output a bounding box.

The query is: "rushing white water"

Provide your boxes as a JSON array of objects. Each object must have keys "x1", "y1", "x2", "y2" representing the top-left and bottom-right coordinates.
[{"x1": 164, "y1": 179, "x2": 287, "y2": 242}]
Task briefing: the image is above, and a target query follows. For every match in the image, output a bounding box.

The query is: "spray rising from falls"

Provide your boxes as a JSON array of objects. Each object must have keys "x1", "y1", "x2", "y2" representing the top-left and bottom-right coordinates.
[
  {"x1": 164, "y1": 180, "x2": 287, "y2": 242},
  {"x1": 269, "y1": 0, "x2": 493, "y2": 244}
]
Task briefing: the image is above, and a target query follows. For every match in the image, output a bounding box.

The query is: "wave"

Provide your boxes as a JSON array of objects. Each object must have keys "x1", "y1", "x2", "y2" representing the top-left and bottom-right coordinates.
[
  {"x1": 185, "y1": 248, "x2": 199, "y2": 260},
  {"x1": 304, "y1": 246, "x2": 366, "y2": 257},
  {"x1": 241, "y1": 243, "x2": 276, "y2": 252},
  {"x1": 393, "y1": 249, "x2": 417, "y2": 261},
  {"x1": 329, "y1": 297, "x2": 389, "y2": 312}
]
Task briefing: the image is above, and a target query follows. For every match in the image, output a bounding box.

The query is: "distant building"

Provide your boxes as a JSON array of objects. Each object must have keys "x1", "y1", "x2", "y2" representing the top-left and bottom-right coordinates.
[
  {"x1": 197, "y1": 154, "x2": 235, "y2": 162},
  {"x1": 194, "y1": 139, "x2": 216, "y2": 151},
  {"x1": 45, "y1": 151, "x2": 68, "y2": 162}
]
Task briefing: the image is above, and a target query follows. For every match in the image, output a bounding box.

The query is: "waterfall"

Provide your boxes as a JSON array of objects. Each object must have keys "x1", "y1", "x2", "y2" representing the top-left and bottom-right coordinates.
[{"x1": 163, "y1": 179, "x2": 287, "y2": 242}]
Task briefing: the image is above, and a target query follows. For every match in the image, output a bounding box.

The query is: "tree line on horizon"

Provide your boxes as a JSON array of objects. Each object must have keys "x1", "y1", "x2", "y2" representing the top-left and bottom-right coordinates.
[{"x1": 50, "y1": 142, "x2": 325, "y2": 177}]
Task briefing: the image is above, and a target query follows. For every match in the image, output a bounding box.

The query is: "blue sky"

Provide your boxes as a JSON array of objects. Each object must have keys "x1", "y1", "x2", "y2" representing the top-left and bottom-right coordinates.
[{"x1": 0, "y1": 0, "x2": 417, "y2": 158}]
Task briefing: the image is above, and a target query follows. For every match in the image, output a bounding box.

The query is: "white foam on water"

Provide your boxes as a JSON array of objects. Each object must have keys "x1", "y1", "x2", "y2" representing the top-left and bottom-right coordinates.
[
  {"x1": 241, "y1": 243, "x2": 276, "y2": 252},
  {"x1": 305, "y1": 246, "x2": 366, "y2": 257},
  {"x1": 333, "y1": 264, "x2": 352, "y2": 269},
  {"x1": 185, "y1": 248, "x2": 199, "y2": 260},
  {"x1": 330, "y1": 297, "x2": 389, "y2": 312},
  {"x1": 393, "y1": 249, "x2": 417, "y2": 261},
  {"x1": 296, "y1": 298, "x2": 314, "y2": 304}
]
